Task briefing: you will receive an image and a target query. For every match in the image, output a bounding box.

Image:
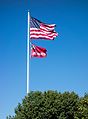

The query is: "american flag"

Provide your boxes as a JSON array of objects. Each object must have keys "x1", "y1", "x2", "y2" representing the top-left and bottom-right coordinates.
[
  {"x1": 31, "y1": 44, "x2": 47, "y2": 58},
  {"x1": 30, "y1": 17, "x2": 58, "y2": 40}
]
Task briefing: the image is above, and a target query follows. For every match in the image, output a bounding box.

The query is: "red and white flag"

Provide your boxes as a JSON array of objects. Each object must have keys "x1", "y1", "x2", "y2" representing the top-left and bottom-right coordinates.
[
  {"x1": 31, "y1": 44, "x2": 47, "y2": 58},
  {"x1": 30, "y1": 17, "x2": 58, "y2": 40}
]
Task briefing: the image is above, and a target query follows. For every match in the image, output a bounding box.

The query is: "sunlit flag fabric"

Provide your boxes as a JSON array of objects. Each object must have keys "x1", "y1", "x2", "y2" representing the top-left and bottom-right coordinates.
[
  {"x1": 30, "y1": 17, "x2": 58, "y2": 40},
  {"x1": 31, "y1": 44, "x2": 47, "y2": 58}
]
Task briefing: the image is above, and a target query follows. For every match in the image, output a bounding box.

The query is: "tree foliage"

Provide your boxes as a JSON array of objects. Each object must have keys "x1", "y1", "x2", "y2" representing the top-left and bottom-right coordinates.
[
  {"x1": 7, "y1": 91, "x2": 88, "y2": 119},
  {"x1": 74, "y1": 94, "x2": 88, "y2": 119}
]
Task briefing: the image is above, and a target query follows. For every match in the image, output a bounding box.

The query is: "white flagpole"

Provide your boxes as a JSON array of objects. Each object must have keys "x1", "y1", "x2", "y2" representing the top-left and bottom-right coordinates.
[{"x1": 27, "y1": 11, "x2": 30, "y2": 94}]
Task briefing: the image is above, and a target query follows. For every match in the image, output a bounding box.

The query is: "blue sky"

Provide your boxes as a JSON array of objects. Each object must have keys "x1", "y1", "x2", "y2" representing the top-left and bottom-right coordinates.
[{"x1": 0, "y1": 0, "x2": 88, "y2": 118}]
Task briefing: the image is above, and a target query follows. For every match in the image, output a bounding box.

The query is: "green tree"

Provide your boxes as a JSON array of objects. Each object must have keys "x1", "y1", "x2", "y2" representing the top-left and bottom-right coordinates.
[
  {"x1": 7, "y1": 91, "x2": 79, "y2": 119},
  {"x1": 75, "y1": 94, "x2": 88, "y2": 119}
]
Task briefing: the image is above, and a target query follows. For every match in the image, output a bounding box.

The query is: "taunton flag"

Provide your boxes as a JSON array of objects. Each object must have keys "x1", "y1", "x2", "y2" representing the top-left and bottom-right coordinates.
[
  {"x1": 31, "y1": 44, "x2": 47, "y2": 58},
  {"x1": 30, "y1": 17, "x2": 58, "y2": 40}
]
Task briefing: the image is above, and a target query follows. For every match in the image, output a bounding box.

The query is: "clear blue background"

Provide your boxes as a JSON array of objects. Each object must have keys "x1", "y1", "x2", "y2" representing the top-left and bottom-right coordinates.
[{"x1": 0, "y1": 0, "x2": 88, "y2": 118}]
